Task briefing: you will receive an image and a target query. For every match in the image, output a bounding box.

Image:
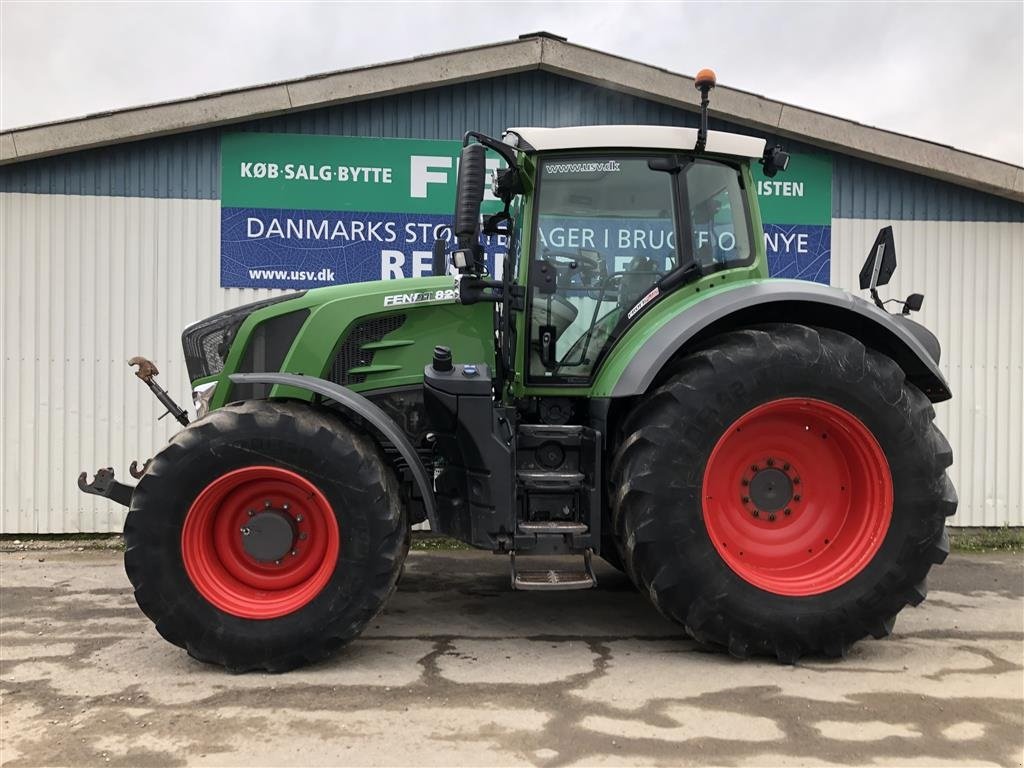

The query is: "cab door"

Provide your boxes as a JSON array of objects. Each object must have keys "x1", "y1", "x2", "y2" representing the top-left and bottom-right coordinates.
[{"x1": 524, "y1": 154, "x2": 683, "y2": 385}]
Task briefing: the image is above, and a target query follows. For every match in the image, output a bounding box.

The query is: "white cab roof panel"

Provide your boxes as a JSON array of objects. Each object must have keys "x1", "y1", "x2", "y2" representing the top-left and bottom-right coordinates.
[{"x1": 507, "y1": 125, "x2": 766, "y2": 158}]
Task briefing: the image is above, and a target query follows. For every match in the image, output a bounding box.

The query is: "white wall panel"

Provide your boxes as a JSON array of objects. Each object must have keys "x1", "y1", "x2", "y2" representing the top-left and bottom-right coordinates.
[
  {"x1": 832, "y1": 218, "x2": 1024, "y2": 527},
  {"x1": 1, "y1": 193, "x2": 277, "y2": 533},
  {"x1": 2, "y1": 192, "x2": 1022, "y2": 531}
]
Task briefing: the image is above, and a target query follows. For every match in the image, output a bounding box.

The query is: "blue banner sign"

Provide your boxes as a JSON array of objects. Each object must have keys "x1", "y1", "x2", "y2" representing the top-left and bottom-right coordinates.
[{"x1": 220, "y1": 133, "x2": 833, "y2": 288}]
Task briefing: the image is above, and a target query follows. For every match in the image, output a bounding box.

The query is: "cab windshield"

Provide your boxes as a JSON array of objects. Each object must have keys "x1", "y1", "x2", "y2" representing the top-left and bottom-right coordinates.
[{"x1": 527, "y1": 154, "x2": 753, "y2": 382}]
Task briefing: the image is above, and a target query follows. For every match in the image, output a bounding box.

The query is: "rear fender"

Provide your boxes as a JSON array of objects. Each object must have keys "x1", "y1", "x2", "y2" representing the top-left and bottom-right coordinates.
[
  {"x1": 609, "y1": 280, "x2": 951, "y2": 402},
  {"x1": 230, "y1": 372, "x2": 437, "y2": 528}
]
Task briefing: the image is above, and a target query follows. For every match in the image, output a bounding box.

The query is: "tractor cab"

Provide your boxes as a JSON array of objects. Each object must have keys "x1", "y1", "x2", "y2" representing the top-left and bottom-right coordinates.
[
  {"x1": 439, "y1": 122, "x2": 781, "y2": 390},
  {"x1": 435, "y1": 68, "x2": 787, "y2": 401},
  {"x1": 511, "y1": 128, "x2": 763, "y2": 383}
]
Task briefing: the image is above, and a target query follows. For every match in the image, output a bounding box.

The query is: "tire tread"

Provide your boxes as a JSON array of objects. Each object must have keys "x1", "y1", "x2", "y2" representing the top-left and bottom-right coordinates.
[{"x1": 611, "y1": 323, "x2": 955, "y2": 663}]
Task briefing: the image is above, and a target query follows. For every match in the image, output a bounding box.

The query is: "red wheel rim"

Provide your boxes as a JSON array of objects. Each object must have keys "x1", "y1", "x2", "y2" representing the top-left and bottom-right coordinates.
[
  {"x1": 181, "y1": 466, "x2": 340, "y2": 619},
  {"x1": 702, "y1": 398, "x2": 892, "y2": 596}
]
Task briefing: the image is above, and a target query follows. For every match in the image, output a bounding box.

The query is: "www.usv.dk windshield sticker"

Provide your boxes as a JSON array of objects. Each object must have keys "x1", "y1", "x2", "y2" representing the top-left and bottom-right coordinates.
[{"x1": 544, "y1": 160, "x2": 622, "y2": 175}]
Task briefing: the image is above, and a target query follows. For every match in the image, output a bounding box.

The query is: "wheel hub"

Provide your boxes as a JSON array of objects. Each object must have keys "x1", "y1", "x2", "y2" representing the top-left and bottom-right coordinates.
[
  {"x1": 240, "y1": 510, "x2": 296, "y2": 563},
  {"x1": 181, "y1": 466, "x2": 340, "y2": 619},
  {"x1": 747, "y1": 467, "x2": 793, "y2": 512},
  {"x1": 703, "y1": 398, "x2": 893, "y2": 596}
]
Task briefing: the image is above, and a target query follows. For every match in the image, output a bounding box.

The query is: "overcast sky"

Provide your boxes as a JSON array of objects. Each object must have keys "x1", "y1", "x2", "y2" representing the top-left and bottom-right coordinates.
[{"x1": 2, "y1": 1, "x2": 1022, "y2": 165}]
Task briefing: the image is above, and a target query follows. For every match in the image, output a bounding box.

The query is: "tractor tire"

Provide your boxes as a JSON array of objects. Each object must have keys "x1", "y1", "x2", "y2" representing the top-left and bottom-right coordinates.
[
  {"x1": 611, "y1": 323, "x2": 956, "y2": 662},
  {"x1": 124, "y1": 400, "x2": 407, "y2": 672}
]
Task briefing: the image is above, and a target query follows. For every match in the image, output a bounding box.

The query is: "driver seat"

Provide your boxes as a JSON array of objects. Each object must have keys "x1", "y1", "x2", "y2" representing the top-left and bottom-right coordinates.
[{"x1": 618, "y1": 255, "x2": 659, "y2": 311}]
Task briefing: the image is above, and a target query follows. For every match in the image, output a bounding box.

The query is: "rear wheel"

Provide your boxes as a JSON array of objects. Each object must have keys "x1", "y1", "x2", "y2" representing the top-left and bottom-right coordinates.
[
  {"x1": 612, "y1": 324, "x2": 956, "y2": 662},
  {"x1": 125, "y1": 400, "x2": 406, "y2": 672}
]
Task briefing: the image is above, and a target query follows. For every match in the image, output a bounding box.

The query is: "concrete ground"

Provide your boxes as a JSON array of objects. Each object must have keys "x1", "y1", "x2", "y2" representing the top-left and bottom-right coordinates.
[{"x1": 1, "y1": 548, "x2": 1021, "y2": 768}]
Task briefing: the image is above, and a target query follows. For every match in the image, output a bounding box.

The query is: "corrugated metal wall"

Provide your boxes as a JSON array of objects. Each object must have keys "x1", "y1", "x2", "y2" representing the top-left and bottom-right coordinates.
[
  {"x1": 4, "y1": 194, "x2": 1021, "y2": 532},
  {"x1": 2, "y1": 69, "x2": 1022, "y2": 532},
  {"x1": 832, "y1": 218, "x2": 1024, "y2": 527},
  {"x1": 1, "y1": 194, "x2": 257, "y2": 532}
]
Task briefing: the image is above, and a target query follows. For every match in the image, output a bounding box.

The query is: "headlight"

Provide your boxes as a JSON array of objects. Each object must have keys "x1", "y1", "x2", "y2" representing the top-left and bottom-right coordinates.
[
  {"x1": 181, "y1": 293, "x2": 305, "y2": 381},
  {"x1": 192, "y1": 381, "x2": 218, "y2": 419}
]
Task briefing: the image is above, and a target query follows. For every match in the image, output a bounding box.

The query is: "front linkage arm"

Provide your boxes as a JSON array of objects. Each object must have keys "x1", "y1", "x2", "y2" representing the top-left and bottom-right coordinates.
[
  {"x1": 128, "y1": 356, "x2": 189, "y2": 427},
  {"x1": 78, "y1": 356, "x2": 190, "y2": 507}
]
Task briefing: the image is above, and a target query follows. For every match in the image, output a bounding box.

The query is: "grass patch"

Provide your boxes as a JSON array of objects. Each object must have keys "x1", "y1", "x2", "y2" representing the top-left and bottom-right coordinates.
[
  {"x1": 410, "y1": 534, "x2": 471, "y2": 551},
  {"x1": 950, "y1": 526, "x2": 1023, "y2": 553},
  {"x1": 3, "y1": 532, "x2": 468, "y2": 554},
  {"x1": 0, "y1": 533, "x2": 125, "y2": 552},
  {"x1": 7, "y1": 528, "x2": 1018, "y2": 555},
  {"x1": 1, "y1": 533, "x2": 119, "y2": 542}
]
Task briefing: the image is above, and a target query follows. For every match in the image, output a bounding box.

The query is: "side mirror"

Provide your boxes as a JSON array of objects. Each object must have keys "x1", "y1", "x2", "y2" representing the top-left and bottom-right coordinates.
[
  {"x1": 454, "y1": 143, "x2": 486, "y2": 247},
  {"x1": 859, "y1": 226, "x2": 898, "y2": 310},
  {"x1": 859, "y1": 226, "x2": 897, "y2": 291}
]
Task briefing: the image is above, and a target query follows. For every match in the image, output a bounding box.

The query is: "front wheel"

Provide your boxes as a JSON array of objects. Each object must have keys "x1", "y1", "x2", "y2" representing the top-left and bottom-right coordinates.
[
  {"x1": 124, "y1": 400, "x2": 407, "y2": 672},
  {"x1": 612, "y1": 324, "x2": 956, "y2": 662}
]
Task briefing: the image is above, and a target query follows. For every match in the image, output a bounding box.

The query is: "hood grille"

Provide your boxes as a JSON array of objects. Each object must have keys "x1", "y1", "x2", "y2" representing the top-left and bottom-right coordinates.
[{"x1": 329, "y1": 315, "x2": 406, "y2": 386}]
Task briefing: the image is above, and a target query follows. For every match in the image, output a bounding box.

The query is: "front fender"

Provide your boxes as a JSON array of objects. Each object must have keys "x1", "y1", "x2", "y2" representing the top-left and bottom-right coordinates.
[
  {"x1": 605, "y1": 280, "x2": 951, "y2": 402},
  {"x1": 230, "y1": 372, "x2": 437, "y2": 528}
]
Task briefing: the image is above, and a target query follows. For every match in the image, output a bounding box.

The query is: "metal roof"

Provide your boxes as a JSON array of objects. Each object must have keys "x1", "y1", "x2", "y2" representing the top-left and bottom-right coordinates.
[
  {"x1": 507, "y1": 125, "x2": 766, "y2": 157},
  {"x1": 1, "y1": 33, "x2": 1021, "y2": 201}
]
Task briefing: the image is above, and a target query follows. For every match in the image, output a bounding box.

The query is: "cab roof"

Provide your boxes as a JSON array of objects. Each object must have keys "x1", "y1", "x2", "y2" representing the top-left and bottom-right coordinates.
[{"x1": 505, "y1": 125, "x2": 766, "y2": 158}]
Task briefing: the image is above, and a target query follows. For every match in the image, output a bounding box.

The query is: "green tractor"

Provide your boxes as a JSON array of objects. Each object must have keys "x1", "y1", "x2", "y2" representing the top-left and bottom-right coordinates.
[{"x1": 80, "y1": 71, "x2": 955, "y2": 671}]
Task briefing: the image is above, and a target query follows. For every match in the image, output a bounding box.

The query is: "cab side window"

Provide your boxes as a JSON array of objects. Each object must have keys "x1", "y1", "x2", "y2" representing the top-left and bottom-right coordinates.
[{"x1": 685, "y1": 161, "x2": 752, "y2": 269}]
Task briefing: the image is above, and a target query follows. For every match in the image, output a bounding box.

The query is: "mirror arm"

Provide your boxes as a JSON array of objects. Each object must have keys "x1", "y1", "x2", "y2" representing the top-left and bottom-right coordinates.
[
  {"x1": 457, "y1": 277, "x2": 525, "y2": 309},
  {"x1": 463, "y1": 131, "x2": 519, "y2": 167},
  {"x1": 483, "y1": 206, "x2": 512, "y2": 237},
  {"x1": 870, "y1": 287, "x2": 885, "y2": 310}
]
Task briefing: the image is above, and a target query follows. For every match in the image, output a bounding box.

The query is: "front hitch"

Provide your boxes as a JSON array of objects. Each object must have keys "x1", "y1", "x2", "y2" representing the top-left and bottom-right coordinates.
[
  {"x1": 77, "y1": 355, "x2": 188, "y2": 507},
  {"x1": 78, "y1": 468, "x2": 134, "y2": 507}
]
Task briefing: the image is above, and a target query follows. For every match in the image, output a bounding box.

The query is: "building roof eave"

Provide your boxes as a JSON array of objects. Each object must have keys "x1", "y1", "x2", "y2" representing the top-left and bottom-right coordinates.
[{"x1": 1, "y1": 34, "x2": 1020, "y2": 202}]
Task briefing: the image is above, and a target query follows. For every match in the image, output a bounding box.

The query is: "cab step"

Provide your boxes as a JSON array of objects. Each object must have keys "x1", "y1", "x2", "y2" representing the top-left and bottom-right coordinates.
[
  {"x1": 510, "y1": 549, "x2": 597, "y2": 591},
  {"x1": 516, "y1": 470, "x2": 585, "y2": 491},
  {"x1": 517, "y1": 521, "x2": 588, "y2": 535}
]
